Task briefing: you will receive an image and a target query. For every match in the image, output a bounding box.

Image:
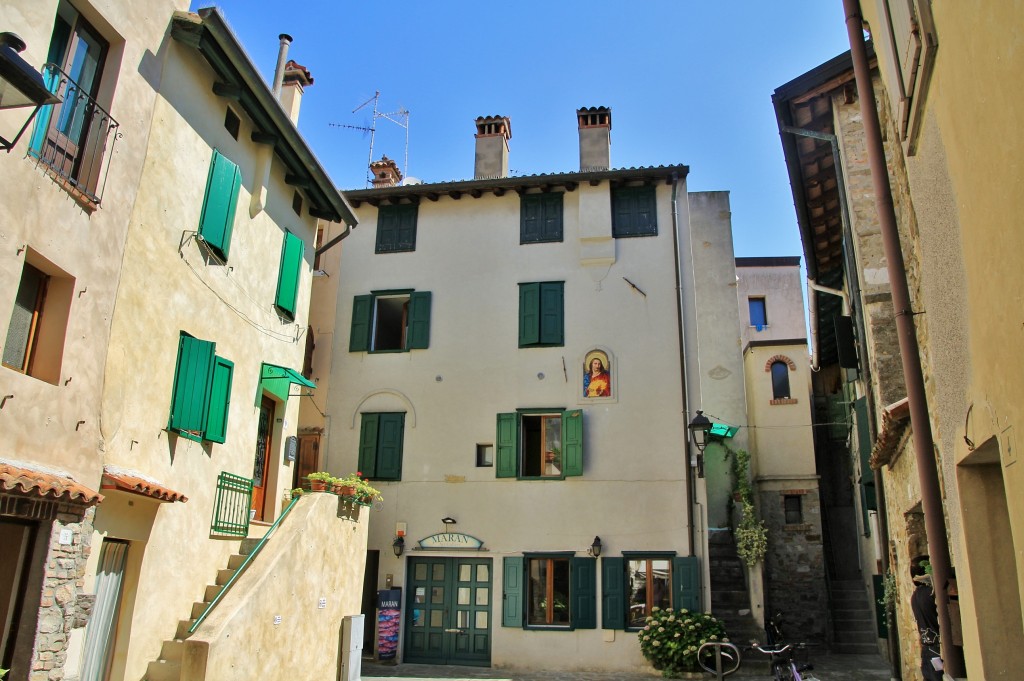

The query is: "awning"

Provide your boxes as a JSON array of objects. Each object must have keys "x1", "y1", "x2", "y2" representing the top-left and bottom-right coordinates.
[
  {"x1": 710, "y1": 423, "x2": 740, "y2": 438},
  {"x1": 257, "y1": 362, "x2": 316, "y2": 405},
  {"x1": 0, "y1": 459, "x2": 102, "y2": 505},
  {"x1": 101, "y1": 465, "x2": 188, "y2": 503}
]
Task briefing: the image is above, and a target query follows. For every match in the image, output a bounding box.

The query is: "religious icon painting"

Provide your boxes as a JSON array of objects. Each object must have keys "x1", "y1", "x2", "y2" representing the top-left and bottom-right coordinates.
[{"x1": 583, "y1": 349, "x2": 612, "y2": 398}]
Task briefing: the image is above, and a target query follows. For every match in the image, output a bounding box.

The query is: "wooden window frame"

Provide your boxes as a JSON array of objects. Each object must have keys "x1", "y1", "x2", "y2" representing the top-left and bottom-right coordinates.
[
  {"x1": 357, "y1": 412, "x2": 405, "y2": 481},
  {"x1": 349, "y1": 290, "x2": 431, "y2": 353},
  {"x1": 2, "y1": 263, "x2": 48, "y2": 375},
  {"x1": 625, "y1": 556, "x2": 673, "y2": 629},
  {"x1": 496, "y1": 409, "x2": 583, "y2": 480}
]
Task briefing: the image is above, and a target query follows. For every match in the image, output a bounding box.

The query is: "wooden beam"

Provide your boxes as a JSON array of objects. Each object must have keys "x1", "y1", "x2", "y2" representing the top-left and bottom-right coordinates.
[
  {"x1": 564, "y1": 182, "x2": 578, "y2": 192},
  {"x1": 367, "y1": 198, "x2": 380, "y2": 207},
  {"x1": 448, "y1": 191, "x2": 462, "y2": 200},
  {"x1": 426, "y1": 192, "x2": 440, "y2": 202},
  {"x1": 309, "y1": 206, "x2": 338, "y2": 221},
  {"x1": 492, "y1": 188, "x2": 506, "y2": 197},
  {"x1": 589, "y1": 179, "x2": 601, "y2": 187},
  {"x1": 349, "y1": 199, "x2": 362, "y2": 208},
  {"x1": 212, "y1": 81, "x2": 242, "y2": 100},
  {"x1": 539, "y1": 184, "x2": 551, "y2": 193},
  {"x1": 285, "y1": 173, "x2": 312, "y2": 188},
  {"x1": 251, "y1": 131, "x2": 278, "y2": 145},
  {"x1": 469, "y1": 189, "x2": 482, "y2": 198}
]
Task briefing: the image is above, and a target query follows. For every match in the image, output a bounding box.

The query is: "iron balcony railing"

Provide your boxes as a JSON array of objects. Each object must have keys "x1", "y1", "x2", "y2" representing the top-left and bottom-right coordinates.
[
  {"x1": 29, "y1": 63, "x2": 120, "y2": 206},
  {"x1": 210, "y1": 472, "x2": 253, "y2": 537}
]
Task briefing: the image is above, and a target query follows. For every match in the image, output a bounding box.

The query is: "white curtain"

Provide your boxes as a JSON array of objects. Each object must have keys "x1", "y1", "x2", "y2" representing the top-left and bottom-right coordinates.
[{"x1": 79, "y1": 540, "x2": 128, "y2": 681}]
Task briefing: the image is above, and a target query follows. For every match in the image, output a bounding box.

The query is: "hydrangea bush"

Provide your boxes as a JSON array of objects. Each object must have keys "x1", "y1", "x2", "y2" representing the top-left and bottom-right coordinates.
[{"x1": 638, "y1": 607, "x2": 729, "y2": 676}]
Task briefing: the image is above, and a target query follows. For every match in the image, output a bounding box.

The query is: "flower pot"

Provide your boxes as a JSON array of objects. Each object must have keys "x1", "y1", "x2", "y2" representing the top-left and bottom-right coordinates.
[
  {"x1": 337, "y1": 484, "x2": 357, "y2": 497},
  {"x1": 310, "y1": 480, "x2": 327, "y2": 492}
]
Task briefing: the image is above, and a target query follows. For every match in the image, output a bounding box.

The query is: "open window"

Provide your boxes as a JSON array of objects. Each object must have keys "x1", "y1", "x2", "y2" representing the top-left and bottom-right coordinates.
[
  {"x1": 349, "y1": 290, "x2": 431, "y2": 352},
  {"x1": 495, "y1": 410, "x2": 583, "y2": 479},
  {"x1": 167, "y1": 332, "x2": 233, "y2": 444}
]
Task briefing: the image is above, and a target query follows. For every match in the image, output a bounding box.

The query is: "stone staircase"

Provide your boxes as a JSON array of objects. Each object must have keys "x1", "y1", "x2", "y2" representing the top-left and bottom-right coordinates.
[
  {"x1": 829, "y1": 578, "x2": 880, "y2": 654},
  {"x1": 708, "y1": 530, "x2": 769, "y2": 675},
  {"x1": 144, "y1": 538, "x2": 258, "y2": 681}
]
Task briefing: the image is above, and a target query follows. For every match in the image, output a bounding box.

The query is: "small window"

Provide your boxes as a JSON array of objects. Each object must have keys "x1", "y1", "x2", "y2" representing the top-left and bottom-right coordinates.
[
  {"x1": 313, "y1": 227, "x2": 324, "y2": 270},
  {"x1": 784, "y1": 495, "x2": 803, "y2": 524},
  {"x1": 749, "y1": 297, "x2": 767, "y2": 328},
  {"x1": 167, "y1": 332, "x2": 233, "y2": 443},
  {"x1": 503, "y1": 555, "x2": 596, "y2": 630},
  {"x1": 771, "y1": 361, "x2": 791, "y2": 399},
  {"x1": 2, "y1": 254, "x2": 74, "y2": 385},
  {"x1": 520, "y1": 192, "x2": 563, "y2": 243},
  {"x1": 197, "y1": 149, "x2": 242, "y2": 261},
  {"x1": 496, "y1": 410, "x2": 583, "y2": 479},
  {"x1": 476, "y1": 444, "x2": 493, "y2": 467},
  {"x1": 627, "y1": 558, "x2": 672, "y2": 628},
  {"x1": 292, "y1": 191, "x2": 303, "y2": 216},
  {"x1": 528, "y1": 557, "x2": 571, "y2": 627},
  {"x1": 375, "y1": 204, "x2": 418, "y2": 253},
  {"x1": 349, "y1": 290, "x2": 432, "y2": 352},
  {"x1": 274, "y1": 230, "x2": 304, "y2": 319},
  {"x1": 611, "y1": 185, "x2": 657, "y2": 237},
  {"x1": 518, "y1": 282, "x2": 564, "y2": 347},
  {"x1": 224, "y1": 107, "x2": 240, "y2": 140},
  {"x1": 358, "y1": 412, "x2": 405, "y2": 481}
]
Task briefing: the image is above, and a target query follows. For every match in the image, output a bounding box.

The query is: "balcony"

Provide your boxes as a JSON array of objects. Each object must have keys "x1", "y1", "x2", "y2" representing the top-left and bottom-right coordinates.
[{"x1": 29, "y1": 63, "x2": 119, "y2": 207}]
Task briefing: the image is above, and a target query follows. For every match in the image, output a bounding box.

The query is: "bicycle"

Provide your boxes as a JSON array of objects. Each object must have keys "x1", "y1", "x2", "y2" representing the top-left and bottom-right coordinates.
[{"x1": 749, "y1": 641, "x2": 820, "y2": 681}]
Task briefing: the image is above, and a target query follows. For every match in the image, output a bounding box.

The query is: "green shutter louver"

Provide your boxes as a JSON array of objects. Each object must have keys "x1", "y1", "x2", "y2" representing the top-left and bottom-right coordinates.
[
  {"x1": 204, "y1": 356, "x2": 234, "y2": 444},
  {"x1": 376, "y1": 413, "x2": 405, "y2": 480},
  {"x1": 275, "y1": 230, "x2": 304, "y2": 319},
  {"x1": 612, "y1": 185, "x2": 657, "y2": 237},
  {"x1": 520, "y1": 192, "x2": 563, "y2": 243},
  {"x1": 358, "y1": 413, "x2": 380, "y2": 478},
  {"x1": 376, "y1": 204, "x2": 418, "y2": 253},
  {"x1": 518, "y1": 283, "x2": 540, "y2": 346},
  {"x1": 571, "y1": 557, "x2": 597, "y2": 629},
  {"x1": 562, "y1": 409, "x2": 583, "y2": 476},
  {"x1": 496, "y1": 412, "x2": 518, "y2": 478},
  {"x1": 539, "y1": 282, "x2": 564, "y2": 345},
  {"x1": 502, "y1": 556, "x2": 524, "y2": 627},
  {"x1": 168, "y1": 333, "x2": 216, "y2": 442},
  {"x1": 406, "y1": 291, "x2": 432, "y2": 349},
  {"x1": 601, "y1": 557, "x2": 625, "y2": 630},
  {"x1": 350, "y1": 295, "x2": 373, "y2": 352},
  {"x1": 198, "y1": 150, "x2": 241, "y2": 261},
  {"x1": 672, "y1": 556, "x2": 700, "y2": 613}
]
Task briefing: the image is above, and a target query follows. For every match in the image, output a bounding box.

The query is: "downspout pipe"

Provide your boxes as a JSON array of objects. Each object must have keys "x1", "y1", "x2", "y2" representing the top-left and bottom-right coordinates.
[
  {"x1": 670, "y1": 172, "x2": 695, "y2": 555},
  {"x1": 272, "y1": 33, "x2": 293, "y2": 98},
  {"x1": 842, "y1": 1, "x2": 962, "y2": 675}
]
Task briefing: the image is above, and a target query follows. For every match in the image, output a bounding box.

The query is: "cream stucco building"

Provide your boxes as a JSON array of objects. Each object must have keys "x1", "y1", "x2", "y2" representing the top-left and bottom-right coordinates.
[{"x1": 320, "y1": 109, "x2": 749, "y2": 673}]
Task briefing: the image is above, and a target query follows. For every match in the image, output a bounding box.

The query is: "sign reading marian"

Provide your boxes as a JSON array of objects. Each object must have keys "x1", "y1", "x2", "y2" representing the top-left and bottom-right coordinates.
[{"x1": 417, "y1": 532, "x2": 485, "y2": 550}]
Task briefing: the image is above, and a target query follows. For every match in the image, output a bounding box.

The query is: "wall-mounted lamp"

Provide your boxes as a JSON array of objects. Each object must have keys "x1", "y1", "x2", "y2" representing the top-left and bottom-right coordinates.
[
  {"x1": 588, "y1": 536, "x2": 602, "y2": 558},
  {"x1": 0, "y1": 33, "x2": 62, "y2": 152},
  {"x1": 441, "y1": 516, "x2": 456, "y2": 527},
  {"x1": 392, "y1": 535, "x2": 405, "y2": 558},
  {"x1": 688, "y1": 410, "x2": 713, "y2": 479}
]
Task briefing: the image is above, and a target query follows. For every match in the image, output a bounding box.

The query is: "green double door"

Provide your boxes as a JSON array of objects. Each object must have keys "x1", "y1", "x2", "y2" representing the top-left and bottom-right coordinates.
[{"x1": 404, "y1": 557, "x2": 492, "y2": 666}]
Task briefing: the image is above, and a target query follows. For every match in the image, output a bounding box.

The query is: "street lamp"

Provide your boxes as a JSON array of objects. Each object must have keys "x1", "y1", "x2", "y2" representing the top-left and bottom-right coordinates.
[
  {"x1": 392, "y1": 535, "x2": 405, "y2": 558},
  {"x1": 0, "y1": 32, "x2": 61, "y2": 152},
  {"x1": 589, "y1": 536, "x2": 602, "y2": 558},
  {"x1": 688, "y1": 410, "x2": 713, "y2": 478}
]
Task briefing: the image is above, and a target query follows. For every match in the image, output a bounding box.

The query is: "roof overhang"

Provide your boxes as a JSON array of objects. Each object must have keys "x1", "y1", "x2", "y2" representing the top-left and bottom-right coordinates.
[
  {"x1": 0, "y1": 459, "x2": 102, "y2": 505},
  {"x1": 170, "y1": 8, "x2": 357, "y2": 227},
  {"x1": 101, "y1": 465, "x2": 188, "y2": 503}
]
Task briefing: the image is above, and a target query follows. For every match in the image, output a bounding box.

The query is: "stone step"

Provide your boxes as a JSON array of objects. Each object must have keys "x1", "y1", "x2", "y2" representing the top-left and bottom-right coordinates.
[
  {"x1": 159, "y1": 639, "x2": 184, "y2": 662},
  {"x1": 831, "y1": 591, "x2": 870, "y2": 606},
  {"x1": 215, "y1": 568, "x2": 236, "y2": 586},
  {"x1": 712, "y1": 590, "x2": 751, "y2": 608},
  {"x1": 833, "y1": 608, "x2": 874, "y2": 621},
  {"x1": 204, "y1": 583, "x2": 223, "y2": 603},
  {"x1": 834, "y1": 618, "x2": 876, "y2": 633},
  {"x1": 174, "y1": 619, "x2": 194, "y2": 640},
  {"x1": 227, "y1": 553, "x2": 247, "y2": 570},
  {"x1": 834, "y1": 629, "x2": 879, "y2": 645},
  {"x1": 832, "y1": 641, "x2": 881, "y2": 655},
  {"x1": 190, "y1": 601, "x2": 210, "y2": 619},
  {"x1": 145, "y1": 658, "x2": 181, "y2": 681}
]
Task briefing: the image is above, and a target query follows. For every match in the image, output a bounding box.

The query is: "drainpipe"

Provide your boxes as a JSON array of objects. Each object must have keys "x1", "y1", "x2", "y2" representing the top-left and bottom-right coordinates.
[
  {"x1": 272, "y1": 33, "x2": 292, "y2": 98},
  {"x1": 670, "y1": 172, "x2": 695, "y2": 555},
  {"x1": 842, "y1": 1, "x2": 962, "y2": 676}
]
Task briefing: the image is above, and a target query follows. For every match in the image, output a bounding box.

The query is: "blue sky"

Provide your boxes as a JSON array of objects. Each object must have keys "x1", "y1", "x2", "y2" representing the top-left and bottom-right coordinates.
[{"x1": 193, "y1": 1, "x2": 851, "y2": 259}]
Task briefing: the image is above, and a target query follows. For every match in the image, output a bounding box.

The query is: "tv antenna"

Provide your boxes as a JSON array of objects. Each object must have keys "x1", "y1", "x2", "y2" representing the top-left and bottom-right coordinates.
[{"x1": 329, "y1": 90, "x2": 409, "y2": 187}]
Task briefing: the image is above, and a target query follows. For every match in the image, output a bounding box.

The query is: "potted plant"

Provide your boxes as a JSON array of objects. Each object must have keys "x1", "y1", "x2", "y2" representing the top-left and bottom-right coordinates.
[
  {"x1": 307, "y1": 471, "x2": 333, "y2": 492},
  {"x1": 335, "y1": 472, "x2": 382, "y2": 504},
  {"x1": 331, "y1": 476, "x2": 355, "y2": 496}
]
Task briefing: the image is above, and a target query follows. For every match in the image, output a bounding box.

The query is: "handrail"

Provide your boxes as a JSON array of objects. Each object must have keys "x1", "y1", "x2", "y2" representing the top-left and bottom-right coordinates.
[{"x1": 188, "y1": 496, "x2": 300, "y2": 635}]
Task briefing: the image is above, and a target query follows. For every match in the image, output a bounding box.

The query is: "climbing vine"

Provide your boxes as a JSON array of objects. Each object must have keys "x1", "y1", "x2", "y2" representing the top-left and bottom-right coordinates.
[{"x1": 729, "y1": 447, "x2": 768, "y2": 567}]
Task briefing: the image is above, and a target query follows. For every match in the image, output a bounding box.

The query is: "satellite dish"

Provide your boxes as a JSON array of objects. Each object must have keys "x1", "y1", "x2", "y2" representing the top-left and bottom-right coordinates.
[{"x1": 402, "y1": 177, "x2": 423, "y2": 186}]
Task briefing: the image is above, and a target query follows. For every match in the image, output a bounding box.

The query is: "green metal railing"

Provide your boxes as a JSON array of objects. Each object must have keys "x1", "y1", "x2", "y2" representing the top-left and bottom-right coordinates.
[
  {"x1": 210, "y1": 472, "x2": 254, "y2": 537},
  {"x1": 190, "y1": 495, "x2": 300, "y2": 635}
]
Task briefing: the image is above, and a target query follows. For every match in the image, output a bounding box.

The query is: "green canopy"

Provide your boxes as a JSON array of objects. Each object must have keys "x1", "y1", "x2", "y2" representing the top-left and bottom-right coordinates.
[
  {"x1": 709, "y1": 423, "x2": 740, "y2": 438},
  {"x1": 256, "y1": 362, "x2": 316, "y2": 405}
]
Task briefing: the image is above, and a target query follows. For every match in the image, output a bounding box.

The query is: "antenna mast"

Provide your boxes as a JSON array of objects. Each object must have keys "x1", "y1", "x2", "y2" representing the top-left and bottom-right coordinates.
[{"x1": 329, "y1": 90, "x2": 410, "y2": 187}]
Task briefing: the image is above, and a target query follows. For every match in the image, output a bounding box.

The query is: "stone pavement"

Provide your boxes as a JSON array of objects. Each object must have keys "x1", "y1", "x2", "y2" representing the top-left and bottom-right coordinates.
[{"x1": 361, "y1": 652, "x2": 894, "y2": 680}]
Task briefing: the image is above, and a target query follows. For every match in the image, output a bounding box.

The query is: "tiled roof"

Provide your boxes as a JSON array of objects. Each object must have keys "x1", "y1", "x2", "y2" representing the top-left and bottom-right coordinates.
[
  {"x1": 870, "y1": 397, "x2": 911, "y2": 470},
  {"x1": 102, "y1": 465, "x2": 188, "y2": 503},
  {"x1": 0, "y1": 459, "x2": 103, "y2": 505}
]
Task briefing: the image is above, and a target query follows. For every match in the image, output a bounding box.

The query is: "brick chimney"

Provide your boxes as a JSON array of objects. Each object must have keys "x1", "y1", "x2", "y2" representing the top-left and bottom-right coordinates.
[
  {"x1": 279, "y1": 59, "x2": 313, "y2": 125},
  {"x1": 577, "y1": 106, "x2": 611, "y2": 171},
  {"x1": 370, "y1": 155, "x2": 402, "y2": 188},
  {"x1": 474, "y1": 115, "x2": 511, "y2": 179}
]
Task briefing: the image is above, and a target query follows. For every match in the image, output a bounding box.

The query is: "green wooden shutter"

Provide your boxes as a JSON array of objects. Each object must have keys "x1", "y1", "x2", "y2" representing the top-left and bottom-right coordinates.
[
  {"x1": 601, "y1": 557, "x2": 625, "y2": 630},
  {"x1": 635, "y1": 186, "x2": 657, "y2": 235},
  {"x1": 672, "y1": 556, "x2": 700, "y2": 613},
  {"x1": 518, "y1": 283, "x2": 540, "y2": 346},
  {"x1": 198, "y1": 150, "x2": 241, "y2": 260},
  {"x1": 539, "y1": 282, "x2": 564, "y2": 345},
  {"x1": 612, "y1": 187, "x2": 636, "y2": 236},
  {"x1": 541, "y1": 193, "x2": 563, "y2": 241},
  {"x1": 396, "y1": 205, "x2": 418, "y2": 250},
  {"x1": 204, "y1": 356, "x2": 234, "y2": 444},
  {"x1": 502, "y1": 556, "x2": 524, "y2": 627},
  {"x1": 562, "y1": 409, "x2": 583, "y2": 476},
  {"x1": 168, "y1": 334, "x2": 216, "y2": 442},
  {"x1": 350, "y1": 295, "x2": 373, "y2": 352},
  {"x1": 496, "y1": 412, "x2": 518, "y2": 478},
  {"x1": 571, "y1": 557, "x2": 597, "y2": 629},
  {"x1": 376, "y1": 413, "x2": 405, "y2": 480},
  {"x1": 854, "y1": 397, "x2": 872, "y2": 481},
  {"x1": 520, "y1": 194, "x2": 541, "y2": 243},
  {"x1": 375, "y1": 207, "x2": 398, "y2": 253},
  {"x1": 275, "y1": 230, "x2": 304, "y2": 318},
  {"x1": 406, "y1": 291, "x2": 432, "y2": 349},
  {"x1": 358, "y1": 413, "x2": 380, "y2": 478}
]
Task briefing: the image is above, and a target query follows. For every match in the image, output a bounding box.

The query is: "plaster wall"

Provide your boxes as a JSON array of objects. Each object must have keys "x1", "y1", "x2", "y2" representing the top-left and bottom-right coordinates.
[
  {"x1": 735, "y1": 263, "x2": 807, "y2": 345},
  {"x1": 327, "y1": 180, "x2": 745, "y2": 671},
  {"x1": 90, "y1": 35, "x2": 319, "y2": 680}
]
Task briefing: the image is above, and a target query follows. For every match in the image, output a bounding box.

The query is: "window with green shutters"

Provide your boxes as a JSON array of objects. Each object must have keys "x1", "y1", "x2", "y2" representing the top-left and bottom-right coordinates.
[
  {"x1": 502, "y1": 555, "x2": 596, "y2": 630},
  {"x1": 168, "y1": 332, "x2": 233, "y2": 443},
  {"x1": 198, "y1": 149, "x2": 242, "y2": 261},
  {"x1": 358, "y1": 412, "x2": 405, "y2": 481},
  {"x1": 349, "y1": 290, "x2": 431, "y2": 352},
  {"x1": 518, "y1": 282, "x2": 563, "y2": 347},
  {"x1": 274, "y1": 230, "x2": 304, "y2": 319},
  {"x1": 520, "y1": 192, "x2": 564, "y2": 243},
  {"x1": 611, "y1": 185, "x2": 657, "y2": 238},
  {"x1": 496, "y1": 409, "x2": 583, "y2": 479},
  {"x1": 601, "y1": 555, "x2": 700, "y2": 630},
  {"x1": 375, "y1": 204, "x2": 418, "y2": 253}
]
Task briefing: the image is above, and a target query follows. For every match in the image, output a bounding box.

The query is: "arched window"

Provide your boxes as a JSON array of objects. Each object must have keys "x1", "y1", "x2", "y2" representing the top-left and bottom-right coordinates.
[{"x1": 771, "y1": 361, "x2": 791, "y2": 399}]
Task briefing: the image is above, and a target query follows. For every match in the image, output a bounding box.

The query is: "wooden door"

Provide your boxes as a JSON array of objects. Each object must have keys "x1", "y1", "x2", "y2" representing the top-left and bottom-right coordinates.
[
  {"x1": 295, "y1": 435, "x2": 319, "y2": 489},
  {"x1": 404, "y1": 557, "x2": 492, "y2": 666},
  {"x1": 251, "y1": 396, "x2": 274, "y2": 521}
]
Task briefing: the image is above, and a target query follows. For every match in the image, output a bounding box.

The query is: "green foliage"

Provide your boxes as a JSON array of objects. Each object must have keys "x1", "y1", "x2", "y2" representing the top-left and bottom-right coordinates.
[
  {"x1": 336, "y1": 472, "x2": 382, "y2": 501},
  {"x1": 306, "y1": 471, "x2": 334, "y2": 483},
  {"x1": 878, "y1": 570, "x2": 898, "y2": 609},
  {"x1": 1, "y1": 667, "x2": 8, "y2": 679},
  {"x1": 638, "y1": 607, "x2": 729, "y2": 676},
  {"x1": 730, "y1": 448, "x2": 768, "y2": 567}
]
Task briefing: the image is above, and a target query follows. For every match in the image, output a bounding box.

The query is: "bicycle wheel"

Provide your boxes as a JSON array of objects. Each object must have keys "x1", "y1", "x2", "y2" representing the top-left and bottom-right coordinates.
[{"x1": 772, "y1": 662, "x2": 795, "y2": 681}]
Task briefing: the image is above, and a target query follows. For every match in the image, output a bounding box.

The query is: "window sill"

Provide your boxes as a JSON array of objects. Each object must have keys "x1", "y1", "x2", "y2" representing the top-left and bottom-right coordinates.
[
  {"x1": 36, "y1": 162, "x2": 99, "y2": 214},
  {"x1": 524, "y1": 624, "x2": 573, "y2": 631},
  {"x1": 769, "y1": 398, "x2": 798, "y2": 405}
]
